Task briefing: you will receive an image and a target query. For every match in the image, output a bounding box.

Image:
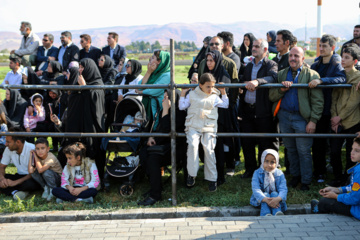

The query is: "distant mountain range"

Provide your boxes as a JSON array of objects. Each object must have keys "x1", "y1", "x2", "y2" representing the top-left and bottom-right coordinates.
[{"x1": 0, "y1": 21, "x2": 355, "y2": 51}]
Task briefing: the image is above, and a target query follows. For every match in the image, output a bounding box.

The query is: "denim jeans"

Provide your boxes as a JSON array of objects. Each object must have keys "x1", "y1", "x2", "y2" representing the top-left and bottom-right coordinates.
[
  {"x1": 260, "y1": 192, "x2": 282, "y2": 216},
  {"x1": 277, "y1": 109, "x2": 313, "y2": 184}
]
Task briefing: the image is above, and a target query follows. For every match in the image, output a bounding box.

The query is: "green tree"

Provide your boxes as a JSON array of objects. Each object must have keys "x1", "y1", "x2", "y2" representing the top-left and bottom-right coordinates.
[{"x1": 151, "y1": 40, "x2": 162, "y2": 51}]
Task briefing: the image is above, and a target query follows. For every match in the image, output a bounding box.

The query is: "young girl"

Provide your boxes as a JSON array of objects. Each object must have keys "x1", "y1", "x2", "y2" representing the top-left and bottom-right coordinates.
[
  {"x1": 179, "y1": 73, "x2": 228, "y2": 192},
  {"x1": 52, "y1": 142, "x2": 100, "y2": 203},
  {"x1": 311, "y1": 138, "x2": 360, "y2": 220},
  {"x1": 23, "y1": 93, "x2": 45, "y2": 133},
  {"x1": 250, "y1": 149, "x2": 288, "y2": 216}
]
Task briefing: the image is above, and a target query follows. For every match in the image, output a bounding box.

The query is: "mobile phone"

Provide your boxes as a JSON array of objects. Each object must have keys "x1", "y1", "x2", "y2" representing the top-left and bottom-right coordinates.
[
  {"x1": 48, "y1": 103, "x2": 53, "y2": 115},
  {"x1": 31, "y1": 152, "x2": 35, "y2": 167}
]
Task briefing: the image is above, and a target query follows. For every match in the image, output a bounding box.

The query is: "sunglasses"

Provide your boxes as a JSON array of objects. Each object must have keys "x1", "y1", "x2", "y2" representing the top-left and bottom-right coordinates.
[
  {"x1": 209, "y1": 42, "x2": 220, "y2": 46},
  {"x1": 42, "y1": 39, "x2": 49, "y2": 42},
  {"x1": 125, "y1": 64, "x2": 131, "y2": 68},
  {"x1": 98, "y1": 58, "x2": 105, "y2": 62}
]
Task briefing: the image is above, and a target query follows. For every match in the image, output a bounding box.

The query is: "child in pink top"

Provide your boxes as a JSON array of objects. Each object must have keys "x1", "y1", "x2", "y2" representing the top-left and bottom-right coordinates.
[{"x1": 24, "y1": 93, "x2": 45, "y2": 132}]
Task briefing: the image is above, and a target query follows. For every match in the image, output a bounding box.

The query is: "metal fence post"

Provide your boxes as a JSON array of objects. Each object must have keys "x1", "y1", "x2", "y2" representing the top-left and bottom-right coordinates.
[{"x1": 170, "y1": 39, "x2": 177, "y2": 206}]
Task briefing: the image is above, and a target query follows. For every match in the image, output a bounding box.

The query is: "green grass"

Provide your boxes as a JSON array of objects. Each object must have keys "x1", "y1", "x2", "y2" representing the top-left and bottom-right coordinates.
[
  {"x1": 0, "y1": 65, "x2": 346, "y2": 213},
  {"x1": 0, "y1": 145, "x2": 345, "y2": 213}
]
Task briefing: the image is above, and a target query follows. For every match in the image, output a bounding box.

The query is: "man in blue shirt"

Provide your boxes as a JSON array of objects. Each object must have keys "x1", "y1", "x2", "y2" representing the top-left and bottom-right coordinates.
[
  {"x1": 102, "y1": 32, "x2": 126, "y2": 68},
  {"x1": 35, "y1": 33, "x2": 59, "y2": 77},
  {"x1": 57, "y1": 31, "x2": 79, "y2": 73}
]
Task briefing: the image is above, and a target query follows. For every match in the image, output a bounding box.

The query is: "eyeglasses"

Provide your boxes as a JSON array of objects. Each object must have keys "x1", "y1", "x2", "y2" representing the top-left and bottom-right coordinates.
[
  {"x1": 209, "y1": 43, "x2": 220, "y2": 46},
  {"x1": 125, "y1": 64, "x2": 131, "y2": 68},
  {"x1": 42, "y1": 39, "x2": 49, "y2": 42}
]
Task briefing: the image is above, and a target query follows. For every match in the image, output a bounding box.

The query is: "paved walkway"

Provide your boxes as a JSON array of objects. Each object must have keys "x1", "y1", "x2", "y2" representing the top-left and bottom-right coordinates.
[{"x1": 0, "y1": 214, "x2": 359, "y2": 240}]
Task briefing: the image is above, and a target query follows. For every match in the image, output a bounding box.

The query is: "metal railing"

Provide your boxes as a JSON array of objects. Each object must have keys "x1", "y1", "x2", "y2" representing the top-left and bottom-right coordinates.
[{"x1": 1, "y1": 39, "x2": 357, "y2": 205}]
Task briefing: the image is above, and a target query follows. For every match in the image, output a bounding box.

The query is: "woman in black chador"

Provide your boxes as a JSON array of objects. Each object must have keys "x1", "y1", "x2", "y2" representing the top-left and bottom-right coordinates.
[{"x1": 66, "y1": 58, "x2": 106, "y2": 182}]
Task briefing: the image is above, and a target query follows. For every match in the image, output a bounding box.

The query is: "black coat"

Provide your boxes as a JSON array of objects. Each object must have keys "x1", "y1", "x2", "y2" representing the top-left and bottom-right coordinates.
[
  {"x1": 102, "y1": 44, "x2": 126, "y2": 67},
  {"x1": 79, "y1": 46, "x2": 102, "y2": 64},
  {"x1": 58, "y1": 44, "x2": 80, "y2": 70},
  {"x1": 239, "y1": 58, "x2": 278, "y2": 118},
  {"x1": 272, "y1": 52, "x2": 289, "y2": 71}
]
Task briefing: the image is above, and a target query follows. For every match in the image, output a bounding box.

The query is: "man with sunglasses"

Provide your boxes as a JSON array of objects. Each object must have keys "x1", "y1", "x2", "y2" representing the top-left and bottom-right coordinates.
[
  {"x1": 35, "y1": 34, "x2": 58, "y2": 77},
  {"x1": 79, "y1": 34, "x2": 101, "y2": 63},
  {"x1": 57, "y1": 31, "x2": 79, "y2": 73}
]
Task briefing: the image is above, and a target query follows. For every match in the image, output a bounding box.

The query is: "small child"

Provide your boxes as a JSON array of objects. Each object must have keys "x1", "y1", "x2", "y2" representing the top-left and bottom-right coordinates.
[
  {"x1": 52, "y1": 142, "x2": 100, "y2": 203},
  {"x1": 311, "y1": 137, "x2": 360, "y2": 220},
  {"x1": 179, "y1": 73, "x2": 228, "y2": 192},
  {"x1": 28, "y1": 138, "x2": 62, "y2": 201},
  {"x1": 250, "y1": 149, "x2": 288, "y2": 216},
  {"x1": 24, "y1": 93, "x2": 45, "y2": 133}
]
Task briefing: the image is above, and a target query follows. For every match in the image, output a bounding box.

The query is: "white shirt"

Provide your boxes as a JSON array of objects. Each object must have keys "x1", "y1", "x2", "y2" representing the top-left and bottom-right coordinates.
[
  {"x1": 1, "y1": 141, "x2": 35, "y2": 175},
  {"x1": 179, "y1": 94, "x2": 229, "y2": 110},
  {"x1": 118, "y1": 75, "x2": 143, "y2": 97},
  {"x1": 3, "y1": 68, "x2": 23, "y2": 87}
]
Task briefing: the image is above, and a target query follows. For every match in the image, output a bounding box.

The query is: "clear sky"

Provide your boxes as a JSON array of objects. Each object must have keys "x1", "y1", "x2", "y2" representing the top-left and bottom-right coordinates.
[{"x1": 0, "y1": 0, "x2": 358, "y2": 33}]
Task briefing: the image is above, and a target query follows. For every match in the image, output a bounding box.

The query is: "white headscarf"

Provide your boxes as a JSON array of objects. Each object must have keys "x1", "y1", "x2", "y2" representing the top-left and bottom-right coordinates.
[{"x1": 260, "y1": 149, "x2": 279, "y2": 194}]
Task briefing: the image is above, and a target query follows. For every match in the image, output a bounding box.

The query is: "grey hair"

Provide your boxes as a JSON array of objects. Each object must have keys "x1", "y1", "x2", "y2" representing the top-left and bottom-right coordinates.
[
  {"x1": 43, "y1": 33, "x2": 54, "y2": 42},
  {"x1": 212, "y1": 36, "x2": 224, "y2": 46},
  {"x1": 21, "y1": 21, "x2": 32, "y2": 31},
  {"x1": 258, "y1": 38, "x2": 269, "y2": 52}
]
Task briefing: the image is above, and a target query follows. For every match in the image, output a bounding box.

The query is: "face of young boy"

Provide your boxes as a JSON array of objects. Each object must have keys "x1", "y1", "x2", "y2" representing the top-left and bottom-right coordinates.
[
  {"x1": 66, "y1": 154, "x2": 81, "y2": 167},
  {"x1": 33, "y1": 97, "x2": 42, "y2": 107},
  {"x1": 351, "y1": 142, "x2": 360, "y2": 163},
  {"x1": 200, "y1": 81, "x2": 215, "y2": 95},
  {"x1": 35, "y1": 143, "x2": 49, "y2": 159},
  {"x1": 263, "y1": 154, "x2": 277, "y2": 172},
  {"x1": 341, "y1": 52, "x2": 357, "y2": 69}
]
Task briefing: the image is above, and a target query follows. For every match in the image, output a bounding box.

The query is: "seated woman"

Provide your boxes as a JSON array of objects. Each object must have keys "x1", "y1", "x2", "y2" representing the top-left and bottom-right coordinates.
[
  {"x1": 39, "y1": 61, "x2": 66, "y2": 85},
  {"x1": 3, "y1": 89, "x2": 28, "y2": 128},
  {"x1": 138, "y1": 89, "x2": 187, "y2": 206},
  {"x1": 98, "y1": 55, "x2": 118, "y2": 132},
  {"x1": 117, "y1": 59, "x2": 143, "y2": 102},
  {"x1": 136, "y1": 50, "x2": 170, "y2": 130}
]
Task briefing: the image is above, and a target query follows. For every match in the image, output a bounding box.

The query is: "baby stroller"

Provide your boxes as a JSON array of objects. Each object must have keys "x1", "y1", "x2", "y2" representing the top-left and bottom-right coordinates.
[{"x1": 104, "y1": 94, "x2": 160, "y2": 196}]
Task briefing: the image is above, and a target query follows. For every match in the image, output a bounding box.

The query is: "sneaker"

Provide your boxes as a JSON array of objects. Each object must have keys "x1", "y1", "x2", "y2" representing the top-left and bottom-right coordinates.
[
  {"x1": 42, "y1": 186, "x2": 49, "y2": 199},
  {"x1": 81, "y1": 197, "x2": 94, "y2": 204},
  {"x1": 226, "y1": 168, "x2": 235, "y2": 176},
  {"x1": 13, "y1": 191, "x2": 29, "y2": 200},
  {"x1": 46, "y1": 188, "x2": 54, "y2": 201},
  {"x1": 300, "y1": 183, "x2": 310, "y2": 191},
  {"x1": 275, "y1": 211, "x2": 284, "y2": 216},
  {"x1": 56, "y1": 198, "x2": 64, "y2": 204},
  {"x1": 311, "y1": 199, "x2": 319, "y2": 213},
  {"x1": 317, "y1": 175, "x2": 326, "y2": 183},
  {"x1": 208, "y1": 181, "x2": 217, "y2": 192},
  {"x1": 187, "y1": 175, "x2": 195, "y2": 187},
  {"x1": 289, "y1": 176, "x2": 301, "y2": 188}
]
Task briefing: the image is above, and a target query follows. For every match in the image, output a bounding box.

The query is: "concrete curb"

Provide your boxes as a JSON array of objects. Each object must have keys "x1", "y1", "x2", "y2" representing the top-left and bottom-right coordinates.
[{"x1": 0, "y1": 204, "x2": 311, "y2": 223}]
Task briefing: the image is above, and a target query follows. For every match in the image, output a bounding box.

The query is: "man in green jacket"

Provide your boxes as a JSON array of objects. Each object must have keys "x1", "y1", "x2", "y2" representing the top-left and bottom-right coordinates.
[{"x1": 269, "y1": 47, "x2": 324, "y2": 191}]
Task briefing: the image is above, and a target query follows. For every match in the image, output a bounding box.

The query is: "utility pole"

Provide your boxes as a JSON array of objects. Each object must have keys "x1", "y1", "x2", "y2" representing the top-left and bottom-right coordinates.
[{"x1": 317, "y1": 0, "x2": 322, "y2": 56}]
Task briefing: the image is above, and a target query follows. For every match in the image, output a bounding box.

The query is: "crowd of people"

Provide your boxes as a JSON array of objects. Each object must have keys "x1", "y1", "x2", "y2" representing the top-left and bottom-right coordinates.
[{"x1": 1, "y1": 21, "x2": 360, "y2": 218}]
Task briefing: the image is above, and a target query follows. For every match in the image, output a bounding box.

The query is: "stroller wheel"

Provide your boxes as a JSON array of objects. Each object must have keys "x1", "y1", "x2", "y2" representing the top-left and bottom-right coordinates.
[{"x1": 119, "y1": 183, "x2": 134, "y2": 196}]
